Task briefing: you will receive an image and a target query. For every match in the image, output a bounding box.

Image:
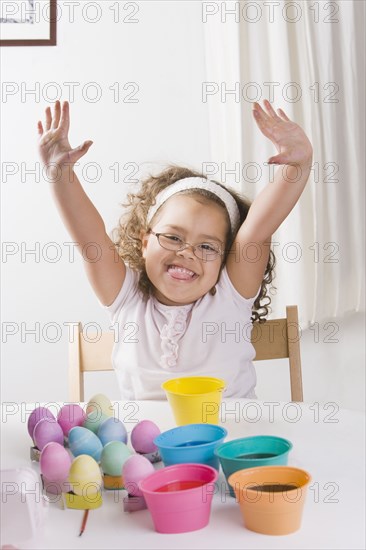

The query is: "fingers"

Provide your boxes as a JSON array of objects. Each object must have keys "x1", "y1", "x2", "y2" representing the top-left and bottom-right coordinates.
[
  {"x1": 252, "y1": 109, "x2": 266, "y2": 128},
  {"x1": 252, "y1": 101, "x2": 278, "y2": 136},
  {"x1": 252, "y1": 103, "x2": 272, "y2": 134},
  {"x1": 268, "y1": 154, "x2": 287, "y2": 165},
  {"x1": 79, "y1": 140, "x2": 93, "y2": 151},
  {"x1": 277, "y1": 107, "x2": 290, "y2": 121},
  {"x1": 51, "y1": 100, "x2": 61, "y2": 129},
  {"x1": 45, "y1": 106, "x2": 52, "y2": 131},
  {"x1": 42, "y1": 100, "x2": 69, "y2": 135},
  {"x1": 59, "y1": 100, "x2": 70, "y2": 134},
  {"x1": 252, "y1": 101, "x2": 270, "y2": 121},
  {"x1": 73, "y1": 140, "x2": 93, "y2": 157},
  {"x1": 37, "y1": 121, "x2": 44, "y2": 136},
  {"x1": 253, "y1": 100, "x2": 289, "y2": 122},
  {"x1": 263, "y1": 99, "x2": 281, "y2": 119},
  {"x1": 68, "y1": 141, "x2": 93, "y2": 164},
  {"x1": 263, "y1": 99, "x2": 281, "y2": 122}
]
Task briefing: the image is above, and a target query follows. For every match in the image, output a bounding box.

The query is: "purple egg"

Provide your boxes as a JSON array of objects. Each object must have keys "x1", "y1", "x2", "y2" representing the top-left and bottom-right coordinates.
[
  {"x1": 27, "y1": 407, "x2": 55, "y2": 439},
  {"x1": 57, "y1": 404, "x2": 86, "y2": 436},
  {"x1": 40, "y1": 442, "x2": 72, "y2": 481},
  {"x1": 122, "y1": 455, "x2": 154, "y2": 496},
  {"x1": 131, "y1": 420, "x2": 161, "y2": 454},
  {"x1": 33, "y1": 418, "x2": 64, "y2": 450}
]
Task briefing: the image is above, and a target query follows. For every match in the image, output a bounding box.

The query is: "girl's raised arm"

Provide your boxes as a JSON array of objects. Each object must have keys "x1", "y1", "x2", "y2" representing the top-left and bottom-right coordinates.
[
  {"x1": 226, "y1": 99, "x2": 313, "y2": 299},
  {"x1": 38, "y1": 100, "x2": 125, "y2": 306}
]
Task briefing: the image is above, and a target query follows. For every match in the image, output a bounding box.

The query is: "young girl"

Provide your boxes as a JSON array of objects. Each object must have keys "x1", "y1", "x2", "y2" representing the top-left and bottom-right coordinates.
[{"x1": 37, "y1": 100, "x2": 312, "y2": 400}]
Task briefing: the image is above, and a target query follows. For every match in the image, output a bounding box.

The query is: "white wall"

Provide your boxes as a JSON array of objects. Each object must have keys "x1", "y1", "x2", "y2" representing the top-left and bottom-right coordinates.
[
  {"x1": 255, "y1": 312, "x2": 365, "y2": 411},
  {"x1": 1, "y1": 1, "x2": 365, "y2": 411}
]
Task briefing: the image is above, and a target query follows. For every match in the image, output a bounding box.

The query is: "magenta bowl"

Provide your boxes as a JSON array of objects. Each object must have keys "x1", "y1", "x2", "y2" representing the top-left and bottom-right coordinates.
[{"x1": 139, "y1": 463, "x2": 218, "y2": 533}]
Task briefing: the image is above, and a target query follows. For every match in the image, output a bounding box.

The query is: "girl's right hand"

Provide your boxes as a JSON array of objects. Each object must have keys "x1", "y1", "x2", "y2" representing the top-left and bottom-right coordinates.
[{"x1": 37, "y1": 100, "x2": 93, "y2": 175}]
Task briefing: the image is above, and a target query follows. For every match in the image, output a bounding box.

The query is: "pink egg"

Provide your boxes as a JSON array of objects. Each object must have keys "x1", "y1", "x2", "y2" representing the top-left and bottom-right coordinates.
[
  {"x1": 40, "y1": 442, "x2": 72, "y2": 481},
  {"x1": 33, "y1": 418, "x2": 64, "y2": 450},
  {"x1": 27, "y1": 407, "x2": 55, "y2": 439},
  {"x1": 131, "y1": 420, "x2": 161, "y2": 454},
  {"x1": 57, "y1": 404, "x2": 86, "y2": 436},
  {"x1": 122, "y1": 455, "x2": 154, "y2": 496}
]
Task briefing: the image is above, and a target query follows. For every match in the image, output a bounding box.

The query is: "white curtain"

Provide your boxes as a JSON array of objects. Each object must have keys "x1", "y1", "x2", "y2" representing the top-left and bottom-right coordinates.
[{"x1": 203, "y1": 0, "x2": 365, "y2": 328}]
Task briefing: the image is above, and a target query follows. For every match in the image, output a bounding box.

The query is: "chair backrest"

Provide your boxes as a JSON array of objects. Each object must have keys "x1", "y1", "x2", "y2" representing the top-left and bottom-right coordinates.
[
  {"x1": 251, "y1": 306, "x2": 303, "y2": 402},
  {"x1": 69, "y1": 305, "x2": 303, "y2": 402},
  {"x1": 68, "y1": 323, "x2": 114, "y2": 403}
]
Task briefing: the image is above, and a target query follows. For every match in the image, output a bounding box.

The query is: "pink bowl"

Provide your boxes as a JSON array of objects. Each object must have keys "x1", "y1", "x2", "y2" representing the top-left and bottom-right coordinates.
[{"x1": 139, "y1": 463, "x2": 218, "y2": 533}]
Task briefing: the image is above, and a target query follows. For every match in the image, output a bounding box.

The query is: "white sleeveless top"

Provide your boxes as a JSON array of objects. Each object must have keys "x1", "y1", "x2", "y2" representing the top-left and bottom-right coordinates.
[{"x1": 101, "y1": 265, "x2": 260, "y2": 400}]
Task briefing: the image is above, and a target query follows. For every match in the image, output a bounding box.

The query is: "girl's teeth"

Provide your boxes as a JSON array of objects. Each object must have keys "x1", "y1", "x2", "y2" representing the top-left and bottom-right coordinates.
[
  {"x1": 170, "y1": 266, "x2": 194, "y2": 275},
  {"x1": 168, "y1": 265, "x2": 196, "y2": 279}
]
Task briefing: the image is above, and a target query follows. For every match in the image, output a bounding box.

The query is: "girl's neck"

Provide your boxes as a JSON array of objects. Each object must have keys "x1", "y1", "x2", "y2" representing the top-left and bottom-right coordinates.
[{"x1": 151, "y1": 290, "x2": 196, "y2": 308}]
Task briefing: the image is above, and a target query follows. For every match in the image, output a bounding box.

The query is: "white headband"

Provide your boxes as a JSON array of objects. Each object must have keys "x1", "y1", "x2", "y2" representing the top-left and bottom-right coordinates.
[{"x1": 146, "y1": 177, "x2": 241, "y2": 235}]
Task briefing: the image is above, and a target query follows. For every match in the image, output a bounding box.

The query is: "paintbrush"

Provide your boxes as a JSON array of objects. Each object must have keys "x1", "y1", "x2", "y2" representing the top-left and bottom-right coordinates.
[{"x1": 78, "y1": 509, "x2": 89, "y2": 537}]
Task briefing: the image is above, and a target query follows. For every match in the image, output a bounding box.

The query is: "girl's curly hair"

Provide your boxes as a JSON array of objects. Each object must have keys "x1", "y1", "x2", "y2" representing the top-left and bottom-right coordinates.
[{"x1": 110, "y1": 164, "x2": 276, "y2": 322}]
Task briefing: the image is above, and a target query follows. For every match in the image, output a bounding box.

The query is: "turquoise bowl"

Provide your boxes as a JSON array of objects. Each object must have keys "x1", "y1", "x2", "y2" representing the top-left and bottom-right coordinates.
[{"x1": 215, "y1": 435, "x2": 293, "y2": 497}]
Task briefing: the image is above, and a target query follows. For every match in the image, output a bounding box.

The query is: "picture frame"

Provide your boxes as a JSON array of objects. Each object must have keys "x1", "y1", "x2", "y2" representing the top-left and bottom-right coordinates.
[{"x1": 0, "y1": 0, "x2": 57, "y2": 46}]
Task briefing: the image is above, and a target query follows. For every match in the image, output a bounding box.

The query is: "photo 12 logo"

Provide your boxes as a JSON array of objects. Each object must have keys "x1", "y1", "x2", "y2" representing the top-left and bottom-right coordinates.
[
  {"x1": 1, "y1": 81, "x2": 140, "y2": 104},
  {"x1": 0, "y1": 1, "x2": 140, "y2": 25},
  {"x1": 201, "y1": 81, "x2": 340, "y2": 104},
  {"x1": 201, "y1": 2, "x2": 340, "y2": 24}
]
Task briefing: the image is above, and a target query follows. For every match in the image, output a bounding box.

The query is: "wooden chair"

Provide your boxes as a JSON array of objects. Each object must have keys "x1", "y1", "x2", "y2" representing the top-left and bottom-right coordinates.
[
  {"x1": 251, "y1": 305, "x2": 303, "y2": 402},
  {"x1": 69, "y1": 305, "x2": 303, "y2": 402},
  {"x1": 68, "y1": 323, "x2": 115, "y2": 402}
]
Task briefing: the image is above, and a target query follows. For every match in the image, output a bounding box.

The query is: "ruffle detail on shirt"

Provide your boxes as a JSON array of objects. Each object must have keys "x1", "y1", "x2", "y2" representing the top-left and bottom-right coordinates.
[{"x1": 159, "y1": 307, "x2": 192, "y2": 369}]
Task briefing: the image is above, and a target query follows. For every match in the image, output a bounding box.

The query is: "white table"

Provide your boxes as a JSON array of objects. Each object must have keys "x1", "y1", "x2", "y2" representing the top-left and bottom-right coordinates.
[{"x1": 1, "y1": 400, "x2": 365, "y2": 550}]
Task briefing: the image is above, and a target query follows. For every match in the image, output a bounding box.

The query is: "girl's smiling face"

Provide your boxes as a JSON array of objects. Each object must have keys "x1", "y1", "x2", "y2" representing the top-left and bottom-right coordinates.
[{"x1": 141, "y1": 194, "x2": 229, "y2": 306}]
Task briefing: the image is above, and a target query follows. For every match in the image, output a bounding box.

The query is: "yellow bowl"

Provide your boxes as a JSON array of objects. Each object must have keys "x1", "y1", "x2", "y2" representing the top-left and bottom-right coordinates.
[{"x1": 162, "y1": 376, "x2": 226, "y2": 426}]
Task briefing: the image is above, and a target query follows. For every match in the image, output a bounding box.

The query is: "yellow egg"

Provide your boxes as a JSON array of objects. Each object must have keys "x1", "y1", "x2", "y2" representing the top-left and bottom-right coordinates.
[
  {"x1": 86, "y1": 394, "x2": 114, "y2": 418},
  {"x1": 68, "y1": 455, "x2": 102, "y2": 496}
]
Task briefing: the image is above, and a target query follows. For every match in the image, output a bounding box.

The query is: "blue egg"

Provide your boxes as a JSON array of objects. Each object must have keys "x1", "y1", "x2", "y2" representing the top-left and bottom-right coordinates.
[
  {"x1": 68, "y1": 426, "x2": 103, "y2": 462},
  {"x1": 97, "y1": 417, "x2": 128, "y2": 446}
]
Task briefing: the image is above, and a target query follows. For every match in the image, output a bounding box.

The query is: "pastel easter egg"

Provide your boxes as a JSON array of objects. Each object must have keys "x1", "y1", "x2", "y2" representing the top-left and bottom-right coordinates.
[
  {"x1": 86, "y1": 394, "x2": 114, "y2": 417},
  {"x1": 100, "y1": 441, "x2": 132, "y2": 476},
  {"x1": 131, "y1": 420, "x2": 161, "y2": 454},
  {"x1": 57, "y1": 404, "x2": 86, "y2": 436},
  {"x1": 40, "y1": 442, "x2": 72, "y2": 481},
  {"x1": 122, "y1": 455, "x2": 154, "y2": 497},
  {"x1": 97, "y1": 417, "x2": 127, "y2": 446},
  {"x1": 27, "y1": 407, "x2": 55, "y2": 439},
  {"x1": 68, "y1": 455, "x2": 102, "y2": 496},
  {"x1": 33, "y1": 418, "x2": 64, "y2": 451},
  {"x1": 68, "y1": 426, "x2": 103, "y2": 462},
  {"x1": 83, "y1": 411, "x2": 109, "y2": 434}
]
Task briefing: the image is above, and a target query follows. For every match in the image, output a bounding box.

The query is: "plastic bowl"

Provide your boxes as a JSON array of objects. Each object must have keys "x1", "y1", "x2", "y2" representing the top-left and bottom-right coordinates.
[
  {"x1": 154, "y1": 423, "x2": 227, "y2": 470},
  {"x1": 228, "y1": 465, "x2": 311, "y2": 535},
  {"x1": 139, "y1": 463, "x2": 218, "y2": 533},
  {"x1": 215, "y1": 435, "x2": 293, "y2": 497},
  {"x1": 162, "y1": 376, "x2": 225, "y2": 425}
]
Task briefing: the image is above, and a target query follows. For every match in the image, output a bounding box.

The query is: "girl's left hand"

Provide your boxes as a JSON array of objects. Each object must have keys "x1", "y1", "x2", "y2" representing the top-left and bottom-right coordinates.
[{"x1": 252, "y1": 99, "x2": 313, "y2": 166}]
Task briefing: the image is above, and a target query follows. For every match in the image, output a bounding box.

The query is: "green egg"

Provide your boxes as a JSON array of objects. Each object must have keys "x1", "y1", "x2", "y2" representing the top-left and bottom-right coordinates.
[
  {"x1": 100, "y1": 441, "x2": 133, "y2": 476},
  {"x1": 83, "y1": 411, "x2": 109, "y2": 434}
]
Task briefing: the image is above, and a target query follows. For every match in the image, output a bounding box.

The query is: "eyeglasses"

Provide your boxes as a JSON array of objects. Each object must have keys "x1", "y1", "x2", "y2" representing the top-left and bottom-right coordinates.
[{"x1": 148, "y1": 230, "x2": 223, "y2": 261}]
